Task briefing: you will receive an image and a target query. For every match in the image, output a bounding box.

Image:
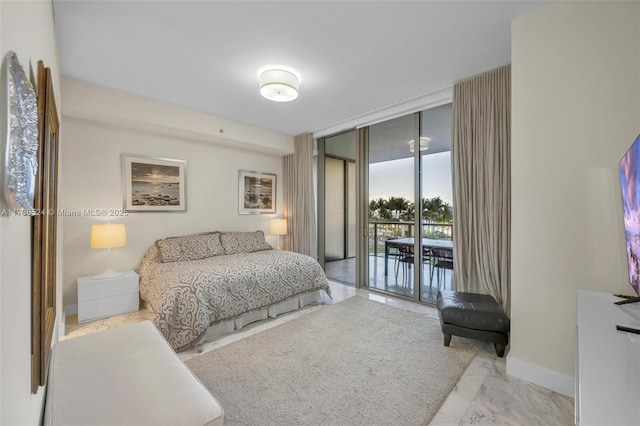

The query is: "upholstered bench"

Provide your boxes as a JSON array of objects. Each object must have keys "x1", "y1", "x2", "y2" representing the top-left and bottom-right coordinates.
[
  {"x1": 436, "y1": 290, "x2": 510, "y2": 357},
  {"x1": 44, "y1": 321, "x2": 224, "y2": 426}
]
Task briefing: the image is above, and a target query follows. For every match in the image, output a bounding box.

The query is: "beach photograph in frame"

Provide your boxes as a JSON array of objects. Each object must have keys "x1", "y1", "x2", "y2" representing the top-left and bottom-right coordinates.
[
  {"x1": 239, "y1": 170, "x2": 276, "y2": 214},
  {"x1": 122, "y1": 154, "x2": 186, "y2": 212}
]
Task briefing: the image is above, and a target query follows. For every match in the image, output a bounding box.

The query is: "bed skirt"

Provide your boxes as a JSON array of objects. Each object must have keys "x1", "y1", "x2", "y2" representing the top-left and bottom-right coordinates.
[{"x1": 194, "y1": 290, "x2": 324, "y2": 348}]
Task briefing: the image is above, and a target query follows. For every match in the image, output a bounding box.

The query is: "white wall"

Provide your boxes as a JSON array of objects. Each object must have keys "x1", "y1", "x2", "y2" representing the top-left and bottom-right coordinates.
[
  {"x1": 62, "y1": 77, "x2": 294, "y2": 157},
  {"x1": 0, "y1": 1, "x2": 61, "y2": 424},
  {"x1": 509, "y1": 1, "x2": 640, "y2": 396},
  {"x1": 61, "y1": 87, "x2": 288, "y2": 307}
]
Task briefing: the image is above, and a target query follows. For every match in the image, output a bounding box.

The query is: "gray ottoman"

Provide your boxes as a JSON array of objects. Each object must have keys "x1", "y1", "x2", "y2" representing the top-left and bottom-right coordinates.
[{"x1": 436, "y1": 291, "x2": 510, "y2": 357}]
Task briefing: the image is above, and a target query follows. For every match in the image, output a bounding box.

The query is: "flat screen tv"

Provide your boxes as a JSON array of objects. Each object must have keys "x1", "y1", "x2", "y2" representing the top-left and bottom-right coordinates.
[{"x1": 618, "y1": 134, "x2": 640, "y2": 304}]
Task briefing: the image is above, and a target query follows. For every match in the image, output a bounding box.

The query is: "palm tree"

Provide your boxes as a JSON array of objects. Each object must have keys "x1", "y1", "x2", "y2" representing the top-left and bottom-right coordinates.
[
  {"x1": 401, "y1": 202, "x2": 415, "y2": 221},
  {"x1": 439, "y1": 202, "x2": 453, "y2": 223},
  {"x1": 422, "y1": 196, "x2": 453, "y2": 223},
  {"x1": 369, "y1": 199, "x2": 378, "y2": 219},
  {"x1": 369, "y1": 197, "x2": 390, "y2": 220},
  {"x1": 387, "y1": 196, "x2": 411, "y2": 220}
]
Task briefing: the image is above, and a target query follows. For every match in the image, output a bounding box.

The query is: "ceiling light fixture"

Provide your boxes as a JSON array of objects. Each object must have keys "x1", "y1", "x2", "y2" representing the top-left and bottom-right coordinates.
[
  {"x1": 408, "y1": 137, "x2": 431, "y2": 153},
  {"x1": 259, "y1": 68, "x2": 299, "y2": 102}
]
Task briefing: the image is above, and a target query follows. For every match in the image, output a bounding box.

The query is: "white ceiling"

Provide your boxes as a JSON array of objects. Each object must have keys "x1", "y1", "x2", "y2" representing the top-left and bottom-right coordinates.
[{"x1": 53, "y1": 1, "x2": 546, "y2": 137}]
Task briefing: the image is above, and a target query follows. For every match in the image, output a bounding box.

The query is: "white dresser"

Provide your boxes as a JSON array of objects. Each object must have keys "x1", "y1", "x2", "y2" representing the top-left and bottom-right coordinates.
[
  {"x1": 77, "y1": 271, "x2": 139, "y2": 323},
  {"x1": 577, "y1": 290, "x2": 640, "y2": 425}
]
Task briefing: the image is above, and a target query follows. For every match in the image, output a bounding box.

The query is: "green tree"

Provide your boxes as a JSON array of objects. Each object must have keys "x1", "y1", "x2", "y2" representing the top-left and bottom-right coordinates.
[
  {"x1": 401, "y1": 202, "x2": 415, "y2": 221},
  {"x1": 439, "y1": 202, "x2": 453, "y2": 223},
  {"x1": 387, "y1": 196, "x2": 411, "y2": 220},
  {"x1": 369, "y1": 196, "x2": 452, "y2": 223},
  {"x1": 369, "y1": 197, "x2": 390, "y2": 220},
  {"x1": 422, "y1": 196, "x2": 453, "y2": 223}
]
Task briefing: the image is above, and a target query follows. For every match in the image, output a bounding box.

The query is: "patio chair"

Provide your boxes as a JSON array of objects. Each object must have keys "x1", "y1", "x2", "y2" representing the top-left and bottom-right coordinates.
[
  {"x1": 430, "y1": 247, "x2": 454, "y2": 288},
  {"x1": 395, "y1": 245, "x2": 414, "y2": 286},
  {"x1": 386, "y1": 240, "x2": 402, "y2": 269},
  {"x1": 423, "y1": 246, "x2": 434, "y2": 283}
]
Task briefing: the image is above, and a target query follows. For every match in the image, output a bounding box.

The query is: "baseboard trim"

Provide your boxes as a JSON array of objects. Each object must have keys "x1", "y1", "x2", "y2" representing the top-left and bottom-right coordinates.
[{"x1": 506, "y1": 355, "x2": 575, "y2": 398}]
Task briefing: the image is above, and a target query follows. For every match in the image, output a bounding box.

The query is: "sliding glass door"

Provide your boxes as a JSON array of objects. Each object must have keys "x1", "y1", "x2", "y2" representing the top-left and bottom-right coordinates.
[
  {"x1": 367, "y1": 114, "x2": 416, "y2": 297},
  {"x1": 322, "y1": 131, "x2": 357, "y2": 286},
  {"x1": 365, "y1": 104, "x2": 453, "y2": 303},
  {"x1": 318, "y1": 104, "x2": 453, "y2": 304},
  {"x1": 419, "y1": 104, "x2": 454, "y2": 303}
]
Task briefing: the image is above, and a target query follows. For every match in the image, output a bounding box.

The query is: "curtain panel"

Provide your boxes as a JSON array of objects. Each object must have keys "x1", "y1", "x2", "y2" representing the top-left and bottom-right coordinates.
[
  {"x1": 283, "y1": 133, "x2": 318, "y2": 259},
  {"x1": 452, "y1": 65, "x2": 511, "y2": 313}
]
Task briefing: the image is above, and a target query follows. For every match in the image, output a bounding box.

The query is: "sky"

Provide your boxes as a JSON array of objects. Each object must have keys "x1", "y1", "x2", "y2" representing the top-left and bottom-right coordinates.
[{"x1": 369, "y1": 151, "x2": 453, "y2": 205}]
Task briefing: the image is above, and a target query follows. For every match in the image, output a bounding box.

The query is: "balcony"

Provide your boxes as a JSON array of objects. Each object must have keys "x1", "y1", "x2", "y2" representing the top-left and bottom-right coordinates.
[
  {"x1": 369, "y1": 221, "x2": 453, "y2": 303},
  {"x1": 325, "y1": 221, "x2": 453, "y2": 304},
  {"x1": 368, "y1": 220, "x2": 452, "y2": 255}
]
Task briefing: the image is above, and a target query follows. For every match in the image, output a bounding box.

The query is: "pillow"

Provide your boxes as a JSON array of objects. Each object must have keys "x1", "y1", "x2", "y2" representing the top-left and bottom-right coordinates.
[
  {"x1": 164, "y1": 230, "x2": 220, "y2": 240},
  {"x1": 220, "y1": 230, "x2": 273, "y2": 255},
  {"x1": 155, "y1": 232, "x2": 225, "y2": 263}
]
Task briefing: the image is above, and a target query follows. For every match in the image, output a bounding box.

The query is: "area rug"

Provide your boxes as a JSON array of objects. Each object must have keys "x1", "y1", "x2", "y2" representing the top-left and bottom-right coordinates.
[{"x1": 186, "y1": 296, "x2": 481, "y2": 426}]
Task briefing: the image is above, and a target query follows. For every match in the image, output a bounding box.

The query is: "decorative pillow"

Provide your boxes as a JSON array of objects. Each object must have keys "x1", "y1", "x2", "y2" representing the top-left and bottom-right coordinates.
[
  {"x1": 164, "y1": 230, "x2": 220, "y2": 240},
  {"x1": 220, "y1": 230, "x2": 273, "y2": 255},
  {"x1": 155, "y1": 232, "x2": 225, "y2": 263}
]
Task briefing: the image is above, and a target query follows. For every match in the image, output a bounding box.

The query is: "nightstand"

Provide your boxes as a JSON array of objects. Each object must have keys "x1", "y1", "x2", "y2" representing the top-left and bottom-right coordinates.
[{"x1": 77, "y1": 271, "x2": 139, "y2": 323}]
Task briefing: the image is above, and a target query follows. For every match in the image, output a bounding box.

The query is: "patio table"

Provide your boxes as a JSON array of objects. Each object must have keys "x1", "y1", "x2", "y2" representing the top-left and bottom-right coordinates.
[{"x1": 384, "y1": 237, "x2": 453, "y2": 275}]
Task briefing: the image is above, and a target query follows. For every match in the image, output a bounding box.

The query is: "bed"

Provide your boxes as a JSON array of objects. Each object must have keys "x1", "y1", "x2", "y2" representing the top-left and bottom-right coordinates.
[{"x1": 137, "y1": 230, "x2": 331, "y2": 351}]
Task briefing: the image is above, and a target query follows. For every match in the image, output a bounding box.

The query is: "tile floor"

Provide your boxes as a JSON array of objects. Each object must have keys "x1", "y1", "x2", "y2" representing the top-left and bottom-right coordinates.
[
  {"x1": 324, "y1": 255, "x2": 455, "y2": 304},
  {"x1": 64, "y1": 281, "x2": 574, "y2": 425}
]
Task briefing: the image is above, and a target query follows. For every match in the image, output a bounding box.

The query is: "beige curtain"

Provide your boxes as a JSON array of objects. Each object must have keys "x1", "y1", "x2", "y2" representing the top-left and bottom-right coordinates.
[
  {"x1": 282, "y1": 133, "x2": 318, "y2": 259},
  {"x1": 452, "y1": 65, "x2": 511, "y2": 313}
]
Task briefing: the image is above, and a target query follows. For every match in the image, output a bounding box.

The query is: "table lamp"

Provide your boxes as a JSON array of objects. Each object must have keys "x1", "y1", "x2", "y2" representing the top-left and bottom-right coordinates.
[
  {"x1": 91, "y1": 223, "x2": 127, "y2": 279},
  {"x1": 269, "y1": 219, "x2": 287, "y2": 250}
]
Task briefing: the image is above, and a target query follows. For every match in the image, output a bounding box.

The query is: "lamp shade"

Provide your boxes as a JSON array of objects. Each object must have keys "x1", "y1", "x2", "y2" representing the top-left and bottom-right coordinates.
[
  {"x1": 269, "y1": 219, "x2": 287, "y2": 236},
  {"x1": 259, "y1": 68, "x2": 299, "y2": 102},
  {"x1": 90, "y1": 223, "x2": 127, "y2": 249}
]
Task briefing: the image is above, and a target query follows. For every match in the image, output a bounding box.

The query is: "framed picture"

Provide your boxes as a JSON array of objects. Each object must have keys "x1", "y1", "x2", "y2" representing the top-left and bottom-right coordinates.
[
  {"x1": 32, "y1": 60, "x2": 58, "y2": 393},
  {"x1": 238, "y1": 170, "x2": 276, "y2": 214},
  {"x1": 122, "y1": 154, "x2": 186, "y2": 212}
]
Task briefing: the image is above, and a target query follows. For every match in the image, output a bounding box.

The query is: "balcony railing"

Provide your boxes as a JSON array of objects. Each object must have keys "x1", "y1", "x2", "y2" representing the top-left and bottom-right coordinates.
[{"x1": 369, "y1": 221, "x2": 453, "y2": 256}]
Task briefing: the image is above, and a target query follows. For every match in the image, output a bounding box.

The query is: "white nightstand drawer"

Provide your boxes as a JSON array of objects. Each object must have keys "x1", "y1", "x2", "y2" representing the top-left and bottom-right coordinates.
[
  {"x1": 77, "y1": 271, "x2": 138, "y2": 302},
  {"x1": 78, "y1": 293, "x2": 139, "y2": 323},
  {"x1": 77, "y1": 270, "x2": 139, "y2": 323}
]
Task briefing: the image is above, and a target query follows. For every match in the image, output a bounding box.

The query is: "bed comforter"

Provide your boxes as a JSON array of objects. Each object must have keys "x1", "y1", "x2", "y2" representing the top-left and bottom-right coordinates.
[{"x1": 137, "y1": 246, "x2": 331, "y2": 351}]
